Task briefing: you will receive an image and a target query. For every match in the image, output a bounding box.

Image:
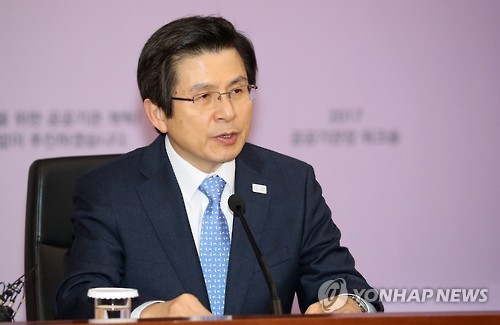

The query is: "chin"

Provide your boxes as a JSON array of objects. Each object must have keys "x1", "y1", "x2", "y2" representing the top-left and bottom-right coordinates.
[{"x1": 218, "y1": 149, "x2": 241, "y2": 163}]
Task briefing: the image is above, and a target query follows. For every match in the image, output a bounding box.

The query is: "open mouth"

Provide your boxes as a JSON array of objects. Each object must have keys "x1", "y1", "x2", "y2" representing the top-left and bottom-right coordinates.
[{"x1": 215, "y1": 132, "x2": 237, "y2": 144}]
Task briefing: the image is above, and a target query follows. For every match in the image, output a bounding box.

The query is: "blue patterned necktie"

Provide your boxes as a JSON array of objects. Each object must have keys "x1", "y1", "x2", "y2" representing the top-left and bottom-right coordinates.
[{"x1": 199, "y1": 175, "x2": 230, "y2": 316}]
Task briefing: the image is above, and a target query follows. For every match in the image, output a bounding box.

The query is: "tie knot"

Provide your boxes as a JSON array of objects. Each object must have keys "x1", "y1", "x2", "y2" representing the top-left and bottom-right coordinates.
[{"x1": 199, "y1": 175, "x2": 226, "y2": 203}]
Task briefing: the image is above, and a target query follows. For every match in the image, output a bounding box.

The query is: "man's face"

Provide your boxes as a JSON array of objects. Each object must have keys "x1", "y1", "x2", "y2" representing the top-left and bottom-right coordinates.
[{"x1": 166, "y1": 48, "x2": 253, "y2": 173}]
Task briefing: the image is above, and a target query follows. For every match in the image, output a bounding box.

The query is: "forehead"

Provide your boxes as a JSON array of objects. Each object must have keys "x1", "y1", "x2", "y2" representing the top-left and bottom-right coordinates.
[{"x1": 173, "y1": 48, "x2": 247, "y2": 91}]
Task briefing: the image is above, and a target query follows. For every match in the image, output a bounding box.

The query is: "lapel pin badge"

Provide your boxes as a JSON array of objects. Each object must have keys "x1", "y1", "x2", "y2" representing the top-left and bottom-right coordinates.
[{"x1": 252, "y1": 183, "x2": 267, "y2": 194}]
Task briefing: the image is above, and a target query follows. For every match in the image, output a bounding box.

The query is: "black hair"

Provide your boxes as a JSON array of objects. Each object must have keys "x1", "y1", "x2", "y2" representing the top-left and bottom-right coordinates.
[{"x1": 137, "y1": 15, "x2": 258, "y2": 118}]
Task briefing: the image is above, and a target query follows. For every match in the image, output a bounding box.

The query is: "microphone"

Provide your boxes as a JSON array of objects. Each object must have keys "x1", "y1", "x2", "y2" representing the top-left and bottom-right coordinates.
[
  {"x1": 0, "y1": 280, "x2": 22, "y2": 322},
  {"x1": 0, "y1": 267, "x2": 34, "y2": 322},
  {"x1": 0, "y1": 307, "x2": 13, "y2": 322},
  {"x1": 228, "y1": 194, "x2": 283, "y2": 315}
]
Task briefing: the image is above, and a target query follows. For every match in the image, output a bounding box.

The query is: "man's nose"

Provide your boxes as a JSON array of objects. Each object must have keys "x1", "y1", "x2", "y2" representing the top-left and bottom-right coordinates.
[{"x1": 214, "y1": 93, "x2": 236, "y2": 120}]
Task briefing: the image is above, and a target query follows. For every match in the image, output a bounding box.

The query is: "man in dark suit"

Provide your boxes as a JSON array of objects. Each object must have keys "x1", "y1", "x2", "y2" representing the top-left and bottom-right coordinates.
[{"x1": 55, "y1": 15, "x2": 383, "y2": 319}]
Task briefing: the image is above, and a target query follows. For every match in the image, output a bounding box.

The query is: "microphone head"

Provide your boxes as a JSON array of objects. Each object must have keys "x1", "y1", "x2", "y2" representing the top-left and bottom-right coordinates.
[{"x1": 228, "y1": 194, "x2": 246, "y2": 214}]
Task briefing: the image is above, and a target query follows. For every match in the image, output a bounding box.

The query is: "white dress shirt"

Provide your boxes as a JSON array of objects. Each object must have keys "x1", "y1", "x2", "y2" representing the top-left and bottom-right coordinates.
[{"x1": 165, "y1": 135, "x2": 235, "y2": 252}]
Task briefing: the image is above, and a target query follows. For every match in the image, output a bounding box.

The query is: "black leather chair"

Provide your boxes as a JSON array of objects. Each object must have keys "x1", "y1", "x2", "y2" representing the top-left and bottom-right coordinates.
[{"x1": 24, "y1": 154, "x2": 119, "y2": 321}]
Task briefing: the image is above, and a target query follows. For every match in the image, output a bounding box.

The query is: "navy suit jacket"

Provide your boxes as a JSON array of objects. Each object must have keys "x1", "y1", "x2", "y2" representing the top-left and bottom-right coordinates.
[{"x1": 55, "y1": 134, "x2": 382, "y2": 319}]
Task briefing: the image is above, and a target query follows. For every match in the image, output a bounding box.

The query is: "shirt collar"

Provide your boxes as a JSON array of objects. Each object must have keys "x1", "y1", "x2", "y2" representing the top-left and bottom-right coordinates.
[{"x1": 164, "y1": 135, "x2": 235, "y2": 201}]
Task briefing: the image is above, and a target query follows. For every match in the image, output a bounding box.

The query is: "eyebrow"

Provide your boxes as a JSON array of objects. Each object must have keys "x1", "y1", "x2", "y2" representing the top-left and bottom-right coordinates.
[{"x1": 189, "y1": 75, "x2": 249, "y2": 94}]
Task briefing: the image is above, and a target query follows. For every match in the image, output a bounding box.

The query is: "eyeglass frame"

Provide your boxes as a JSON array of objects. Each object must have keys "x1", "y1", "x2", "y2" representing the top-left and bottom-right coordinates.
[{"x1": 171, "y1": 84, "x2": 258, "y2": 105}]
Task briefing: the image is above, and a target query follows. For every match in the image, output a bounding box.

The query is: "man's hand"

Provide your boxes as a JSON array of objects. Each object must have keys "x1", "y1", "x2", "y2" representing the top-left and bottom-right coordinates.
[
  {"x1": 140, "y1": 293, "x2": 213, "y2": 318},
  {"x1": 305, "y1": 295, "x2": 363, "y2": 314}
]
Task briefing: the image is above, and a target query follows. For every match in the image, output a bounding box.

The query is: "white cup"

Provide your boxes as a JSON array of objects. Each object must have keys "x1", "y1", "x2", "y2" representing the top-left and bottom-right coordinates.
[{"x1": 87, "y1": 287, "x2": 139, "y2": 319}]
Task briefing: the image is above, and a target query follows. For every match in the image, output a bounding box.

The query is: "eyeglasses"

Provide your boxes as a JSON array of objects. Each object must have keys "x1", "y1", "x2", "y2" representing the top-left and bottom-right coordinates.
[{"x1": 171, "y1": 84, "x2": 257, "y2": 108}]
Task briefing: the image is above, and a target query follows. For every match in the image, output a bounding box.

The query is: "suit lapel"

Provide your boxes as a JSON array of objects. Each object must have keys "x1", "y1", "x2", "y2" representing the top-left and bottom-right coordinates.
[
  {"x1": 225, "y1": 144, "x2": 273, "y2": 314},
  {"x1": 135, "y1": 136, "x2": 210, "y2": 308}
]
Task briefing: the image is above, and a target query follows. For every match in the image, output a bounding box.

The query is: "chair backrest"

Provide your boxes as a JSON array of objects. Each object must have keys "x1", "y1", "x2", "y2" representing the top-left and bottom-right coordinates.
[{"x1": 24, "y1": 154, "x2": 119, "y2": 321}]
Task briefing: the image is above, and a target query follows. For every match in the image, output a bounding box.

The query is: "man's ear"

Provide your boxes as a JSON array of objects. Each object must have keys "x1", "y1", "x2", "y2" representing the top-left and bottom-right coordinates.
[{"x1": 143, "y1": 99, "x2": 168, "y2": 133}]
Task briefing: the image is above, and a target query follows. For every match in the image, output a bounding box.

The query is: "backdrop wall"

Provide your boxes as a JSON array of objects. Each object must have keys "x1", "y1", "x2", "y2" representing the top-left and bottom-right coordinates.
[{"x1": 1, "y1": 0, "x2": 499, "y2": 320}]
